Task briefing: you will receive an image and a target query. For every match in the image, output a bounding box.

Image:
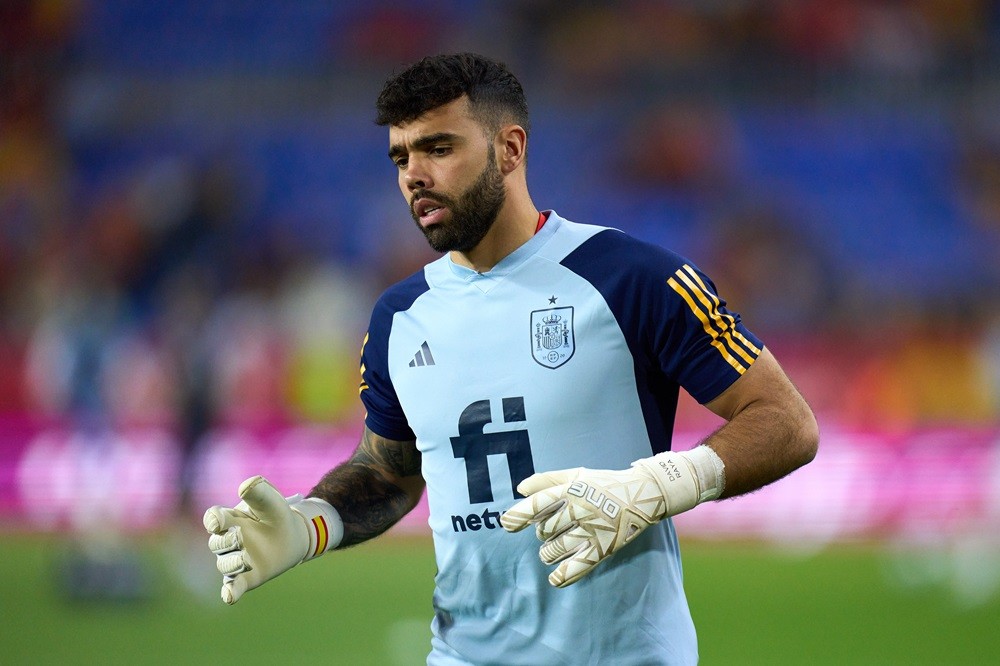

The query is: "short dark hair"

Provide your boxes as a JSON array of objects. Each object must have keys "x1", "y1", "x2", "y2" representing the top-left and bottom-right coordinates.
[{"x1": 375, "y1": 53, "x2": 529, "y2": 136}]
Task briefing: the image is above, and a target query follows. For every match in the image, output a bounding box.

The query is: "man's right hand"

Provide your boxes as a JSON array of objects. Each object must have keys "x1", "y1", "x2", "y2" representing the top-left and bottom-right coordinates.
[{"x1": 203, "y1": 476, "x2": 342, "y2": 605}]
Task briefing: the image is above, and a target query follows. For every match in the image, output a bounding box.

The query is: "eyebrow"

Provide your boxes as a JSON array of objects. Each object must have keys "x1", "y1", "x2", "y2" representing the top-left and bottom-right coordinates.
[{"x1": 388, "y1": 131, "x2": 461, "y2": 160}]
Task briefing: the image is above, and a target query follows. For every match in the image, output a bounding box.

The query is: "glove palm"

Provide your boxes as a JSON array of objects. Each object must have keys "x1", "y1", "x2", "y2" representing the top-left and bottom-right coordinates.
[
  {"x1": 204, "y1": 476, "x2": 340, "y2": 604},
  {"x1": 501, "y1": 449, "x2": 720, "y2": 587}
]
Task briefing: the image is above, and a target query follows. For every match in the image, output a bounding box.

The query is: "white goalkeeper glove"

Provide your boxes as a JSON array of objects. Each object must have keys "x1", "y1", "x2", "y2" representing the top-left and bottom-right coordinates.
[
  {"x1": 203, "y1": 475, "x2": 343, "y2": 605},
  {"x1": 500, "y1": 446, "x2": 725, "y2": 588}
]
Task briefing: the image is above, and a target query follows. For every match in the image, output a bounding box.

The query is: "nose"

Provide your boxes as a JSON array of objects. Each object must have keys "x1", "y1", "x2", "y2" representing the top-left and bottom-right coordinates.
[{"x1": 402, "y1": 156, "x2": 432, "y2": 192}]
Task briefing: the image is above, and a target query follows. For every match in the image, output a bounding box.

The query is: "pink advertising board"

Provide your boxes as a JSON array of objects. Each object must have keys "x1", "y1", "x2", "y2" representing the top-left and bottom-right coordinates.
[{"x1": 3, "y1": 417, "x2": 999, "y2": 545}]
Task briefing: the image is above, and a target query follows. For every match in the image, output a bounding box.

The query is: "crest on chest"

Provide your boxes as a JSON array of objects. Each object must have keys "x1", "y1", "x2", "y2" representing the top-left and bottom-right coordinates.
[{"x1": 530, "y1": 306, "x2": 575, "y2": 369}]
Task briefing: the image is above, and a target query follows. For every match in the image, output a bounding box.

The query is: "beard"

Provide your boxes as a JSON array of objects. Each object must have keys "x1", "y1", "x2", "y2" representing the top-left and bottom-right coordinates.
[{"x1": 410, "y1": 147, "x2": 506, "y2": 253}]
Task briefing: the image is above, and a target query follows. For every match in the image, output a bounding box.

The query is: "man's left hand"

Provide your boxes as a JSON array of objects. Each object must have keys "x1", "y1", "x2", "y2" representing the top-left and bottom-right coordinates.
[{"x1": 501, "y1": 448, "x2": 723, "y2": 587}]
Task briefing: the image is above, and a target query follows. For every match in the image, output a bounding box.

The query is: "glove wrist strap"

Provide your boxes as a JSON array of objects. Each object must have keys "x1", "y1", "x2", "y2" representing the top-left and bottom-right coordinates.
[
  {"x1": 633, "y1": 445, "x2": 725, "y2": 518},
  {"x1": 288, "y1": 496, "x2": 344, "y2": 561},
  {"x1": 682, "y1": 445, "x2": 726, "y2": 503}
]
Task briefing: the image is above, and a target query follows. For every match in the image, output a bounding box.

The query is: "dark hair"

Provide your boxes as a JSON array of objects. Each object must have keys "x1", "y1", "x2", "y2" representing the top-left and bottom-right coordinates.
[{"x1": 375, "y1": 53, "x2": 529, "y2": 136}]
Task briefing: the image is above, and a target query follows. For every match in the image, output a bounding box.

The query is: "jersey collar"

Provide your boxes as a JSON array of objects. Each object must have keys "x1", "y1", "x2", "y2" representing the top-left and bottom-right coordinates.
[{"x1": 447, "y1": 210, "x2": 561, "y2": 282}]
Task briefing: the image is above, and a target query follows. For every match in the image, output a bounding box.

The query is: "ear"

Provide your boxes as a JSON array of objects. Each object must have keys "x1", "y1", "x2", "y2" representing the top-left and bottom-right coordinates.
[{"x1": 496, "y1": 125, "x2": 528, "y2": 175}]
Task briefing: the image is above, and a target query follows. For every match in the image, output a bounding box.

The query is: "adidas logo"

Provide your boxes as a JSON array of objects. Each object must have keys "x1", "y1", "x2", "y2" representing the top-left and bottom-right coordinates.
[{"x1": 408, "y1": 341, "x2": 435, "y2": 367}]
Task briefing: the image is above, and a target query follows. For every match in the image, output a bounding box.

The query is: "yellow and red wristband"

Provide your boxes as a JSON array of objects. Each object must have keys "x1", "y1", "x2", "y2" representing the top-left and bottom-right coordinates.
[{"x1": 289, "y1": 496, "x2": 344, "y2": 562}]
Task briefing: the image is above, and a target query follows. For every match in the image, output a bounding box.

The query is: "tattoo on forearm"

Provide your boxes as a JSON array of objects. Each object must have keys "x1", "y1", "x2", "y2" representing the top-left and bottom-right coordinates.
[
  {"x1": 308, "y1": 428, "x2": 422, "y2": 547},
  {"x1": 350, "y1": 427, "x2": 422, "y2": 477}
]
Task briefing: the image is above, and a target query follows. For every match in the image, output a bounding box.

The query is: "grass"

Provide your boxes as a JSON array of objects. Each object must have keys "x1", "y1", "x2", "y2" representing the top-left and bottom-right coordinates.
[
  {"x1": 1, "y1": 531, "x2": 998, "y2": 664},
  {"x1": 684, "y1": 542, "x2": 1000, "y2": 665}
]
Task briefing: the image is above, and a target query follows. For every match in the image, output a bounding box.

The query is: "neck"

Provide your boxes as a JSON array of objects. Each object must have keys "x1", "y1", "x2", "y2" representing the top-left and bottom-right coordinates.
[{"x1": 450, "y1": 190, "x2": 538, "y2": 273}]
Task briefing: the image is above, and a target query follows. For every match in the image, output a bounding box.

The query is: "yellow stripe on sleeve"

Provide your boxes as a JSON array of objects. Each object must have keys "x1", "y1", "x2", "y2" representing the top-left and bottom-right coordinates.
[
  {"x1": 680, "y1": 265, "x2": 761, "y2": 357},
  {"x1": 312, "y1": 516, "x2": 328, "y2": 556},
  {"x1": 674, "y1": 269, "x2": 757, "y2": 367},
  {"x1": 359, "y1": 332, "x2": 369, "y2": 394},
  {"x1": 667, "y1": 275, "x2": 748, "y2": 374}
]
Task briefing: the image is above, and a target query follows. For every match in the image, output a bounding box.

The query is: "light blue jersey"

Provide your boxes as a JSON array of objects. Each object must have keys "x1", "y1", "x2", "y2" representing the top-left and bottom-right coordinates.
[{"x1": 360, "y1": 212, "x2": 762, "y2": 665}]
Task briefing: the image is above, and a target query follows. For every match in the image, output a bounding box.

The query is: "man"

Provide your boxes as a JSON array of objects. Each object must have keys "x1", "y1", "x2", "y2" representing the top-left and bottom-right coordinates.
[{"x1": 204, "y1": 53, "x2": 819, "y2": 665}]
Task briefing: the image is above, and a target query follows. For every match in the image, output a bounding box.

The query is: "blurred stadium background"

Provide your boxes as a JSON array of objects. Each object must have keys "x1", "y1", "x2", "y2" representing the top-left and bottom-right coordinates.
[{"x1": 2, "y1": 1, "x2": 1000, "y2": 663}]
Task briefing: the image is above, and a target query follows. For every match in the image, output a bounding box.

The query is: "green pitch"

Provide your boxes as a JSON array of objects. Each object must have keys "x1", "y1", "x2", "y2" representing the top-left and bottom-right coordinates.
[{"x1": 1, "y1": 532, "x2": 998, "y2": 664}]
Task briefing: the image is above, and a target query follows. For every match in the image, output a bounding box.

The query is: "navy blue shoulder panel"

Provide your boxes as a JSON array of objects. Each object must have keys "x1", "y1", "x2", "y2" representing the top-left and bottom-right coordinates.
[
  {"x1": 560, "y1": 229, "x2": 762, "y2": 454},
  {"x1": 560, "y1": 230, "x2": 684, "y2": 454},
  {"x1": 373, "y1": 268, "x2": 433, "y2": 316},
  {"x1": 360, "y1": 269, "x2": 430, "y2": 441}
]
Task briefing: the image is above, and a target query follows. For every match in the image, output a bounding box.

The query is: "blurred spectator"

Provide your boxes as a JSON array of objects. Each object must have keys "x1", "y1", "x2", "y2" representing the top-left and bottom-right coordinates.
[
  {"x1": 278, "y1": 257, "x2": 374, "y2": 425},
  {"x1": 958, "y1": 100, "x2": 1000, "y2": 239},
  {"x1": 842, "y1": 300, "x2": 998, "y2": 430},
  {"x1": 336, "y1": 5, "x2": 459, "y2": 69},
  {"x1": 702, "y1": 204, "x2": 840, "y2": 335},
  {"x1": 616, "y1": 101, "x2": 741, "y2": 192},
  {"x1": 976, "y1": 303, "x2": 1000, "y2": 417}
]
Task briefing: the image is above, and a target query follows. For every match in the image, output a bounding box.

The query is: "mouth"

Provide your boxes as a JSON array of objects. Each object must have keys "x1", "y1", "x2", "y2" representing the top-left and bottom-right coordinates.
[{"x1": 413, "y1": 197, "x2": 448, "y2": 227}]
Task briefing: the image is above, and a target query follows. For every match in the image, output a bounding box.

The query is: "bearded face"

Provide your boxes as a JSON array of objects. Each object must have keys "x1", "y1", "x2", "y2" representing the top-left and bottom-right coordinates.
[{"x1": 409, "y1": 145, "x2": 506, "y2": 253}]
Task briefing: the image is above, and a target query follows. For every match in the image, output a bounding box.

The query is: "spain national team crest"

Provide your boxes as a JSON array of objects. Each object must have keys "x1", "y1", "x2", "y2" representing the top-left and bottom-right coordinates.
[{"x1": 530, "y1": 306, "x2": 575, "y2": 369}]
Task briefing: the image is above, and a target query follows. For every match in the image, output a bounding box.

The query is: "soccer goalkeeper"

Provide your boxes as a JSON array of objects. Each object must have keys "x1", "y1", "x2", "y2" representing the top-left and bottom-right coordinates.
[{"x1": 204, "y1": 53, "x2": 819, "y2": 665}]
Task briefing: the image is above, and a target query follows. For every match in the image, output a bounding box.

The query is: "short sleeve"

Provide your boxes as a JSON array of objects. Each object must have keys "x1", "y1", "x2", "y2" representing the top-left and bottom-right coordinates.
[
  {"x1": 358, "y1": 273, "x2": 430, "y2": 441},
  {"x1": 559, "y1": 228, "x2": 762, "y2": 406},
  {"x1": 656, "y1": 261, "x2": 763, "y2": 404}
]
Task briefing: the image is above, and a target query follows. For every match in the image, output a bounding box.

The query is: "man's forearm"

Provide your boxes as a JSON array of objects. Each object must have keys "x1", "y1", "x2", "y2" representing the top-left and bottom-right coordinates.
[
  {"x1": 704, "y1": 395, "x2": 818, "y2": 498},
  {"x1": 308, "y1": 428, "x2": 423, "y2": 547},
  {"x1": 699, "y1": 348, "x2": 819, "y2": 499}
]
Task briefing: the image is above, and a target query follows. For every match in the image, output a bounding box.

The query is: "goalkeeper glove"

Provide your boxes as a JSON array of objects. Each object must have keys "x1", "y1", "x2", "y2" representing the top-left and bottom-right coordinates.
[
  {"x1": 500, "y1": 446, "x2": 724, "y2": 588},
  {"x1": 203, "y1": 476, "x2": 343, "y2": 605}
]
